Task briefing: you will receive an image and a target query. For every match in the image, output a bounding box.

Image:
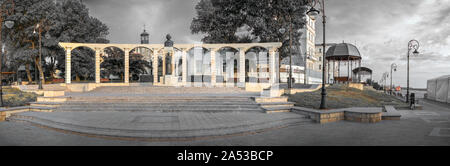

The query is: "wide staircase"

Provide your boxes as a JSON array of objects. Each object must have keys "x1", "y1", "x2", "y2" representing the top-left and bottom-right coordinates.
[{"x1": 31, "y1": 86, "x2": 266, "y2": 113}]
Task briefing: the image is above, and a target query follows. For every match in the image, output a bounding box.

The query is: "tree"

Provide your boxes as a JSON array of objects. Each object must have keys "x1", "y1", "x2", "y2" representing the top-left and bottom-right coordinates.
[
  {"x1": 191, "y1": 0, "x2": 308, "y2": 60},
  {"x1": 4, "y1": 0, "x2": 109, "y2": 84},
  {"x1": 129, "y1": 53, "x2": 152, "y2": 81},
  {"x1": 101, "y1": 47, "x2": 124, "y2": 81}
]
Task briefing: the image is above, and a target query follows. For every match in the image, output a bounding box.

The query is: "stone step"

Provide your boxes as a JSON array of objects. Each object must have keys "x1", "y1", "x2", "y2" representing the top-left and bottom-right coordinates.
[
  {"x1": 7, "y1": 114, "x2": 311, "y2": 138},
  {"x1": 29, "y1": 106, "x2": 55, "y2": 112},
  {"x1": 67, "y1": 98, "x2": 255, "y2": 103},
  {"x1": 55, "y1": 107, "x2": 264, "y2": 113},
  {"x1": 60, "y1": 102, "x2": 259, "y2": 106},
  {"x1": 254, "y1": 97, "x2": 288, "y2": 103},
  {"x1": 259, "y1": 102, "x2": 295, "y2": 108},
  {"x1": 263, "y1": 106, "x2": 292, "y2": 114},
  {"x1": 37, "y1": 96, "x2": 70, "y2": 103},
  {"x1": 30, "y1": 102, "x2": 63, "y2": 108}
]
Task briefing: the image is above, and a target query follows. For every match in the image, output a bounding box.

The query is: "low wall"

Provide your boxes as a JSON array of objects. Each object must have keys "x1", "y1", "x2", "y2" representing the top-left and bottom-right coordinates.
[
  {"x1": 245, "y1": 83, "x2": 272, "y2": 92},
  {"x1": 292, "y1": 107, "x2": 382, "y2": 124},
  {"x1": 349, "y1": 83, "x2": 364, "y2": 90},
  {"x1": 62, "y1": 83, "x2": 130, "y2": 92}
]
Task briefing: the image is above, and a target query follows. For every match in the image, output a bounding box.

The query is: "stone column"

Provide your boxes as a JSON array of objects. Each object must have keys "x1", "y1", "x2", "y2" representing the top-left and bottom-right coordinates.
[
  {"x1": 162, "y1": 51, "x2": 166, "y2": 79},
  {"x1": 210, "y1": 49, "x2": 216, "y2": 86},
  {"x1": 269, "y1": 49, "x2": 277, "y2": 84},
  {"x1": 124, "y1": 48, "x2": 130, "y2": 83},
  {"x1": 171, "y1": 51, "x2": 175, "y2": 76},
  {"x1": 239, "y1": 48, "x2": 245, "y2": 87},
  {"x1": 65, "y1": 47, "x2": 72, "y2": 84},
  {"x1": 95, "y1": 48, "x2": 101, "y2": 84},
  {"x1": 182, "y1": 49, "x2": 187, "y2": 86},
  {"x1": 153, "y1": 49, "x2": 158, "y2": 84}
]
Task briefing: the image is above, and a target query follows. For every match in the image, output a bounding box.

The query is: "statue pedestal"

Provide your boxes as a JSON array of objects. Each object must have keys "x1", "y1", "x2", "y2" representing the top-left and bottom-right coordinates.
[{"x1": 164, "y1": 75, "x2": 179, "y2": 86}]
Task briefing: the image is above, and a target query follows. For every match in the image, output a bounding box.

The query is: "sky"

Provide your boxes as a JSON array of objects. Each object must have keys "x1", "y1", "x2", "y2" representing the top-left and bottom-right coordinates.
[{"x1": 83, "y1": 0, "x2": 450, "y2": 88}]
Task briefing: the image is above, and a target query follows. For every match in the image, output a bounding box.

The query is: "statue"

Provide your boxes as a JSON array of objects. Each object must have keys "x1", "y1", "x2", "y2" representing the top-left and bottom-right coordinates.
[{"x1": 164, "y1": 34, "x2": 174, "y2": 47}]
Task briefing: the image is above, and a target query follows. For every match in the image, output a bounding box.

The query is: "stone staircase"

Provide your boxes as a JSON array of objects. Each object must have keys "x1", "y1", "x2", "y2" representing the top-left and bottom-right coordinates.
[{"x1": 31, "y1": 86, "x2": 266, "y2": 113}]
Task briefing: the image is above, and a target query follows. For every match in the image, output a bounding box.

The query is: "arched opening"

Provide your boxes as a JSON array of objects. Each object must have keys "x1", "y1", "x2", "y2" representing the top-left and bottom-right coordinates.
[
  {"x1": 129, "y1": 47, "x2": 153, "y2": 83},
  {"x1": 70, "y1": 46, "x2": 96, "y2": 83},
  {"x1": 216, "y1": 47, "x2": 239, "y2": 86},
  {"x1": 187, "y1": 47, "x2": 210, "y2": 85},
  {"x1": 100, "y1": 46, "x2": 125, "y2": 83},
  {"x1": 246, "y1": 47, "x2": 269, "y2": 83}
]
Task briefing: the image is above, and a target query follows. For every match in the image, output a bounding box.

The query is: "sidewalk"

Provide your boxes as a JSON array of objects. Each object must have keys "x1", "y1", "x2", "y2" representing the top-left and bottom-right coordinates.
[{"x1": 7, "y1": 111, "x2": 310, "y2": 139}]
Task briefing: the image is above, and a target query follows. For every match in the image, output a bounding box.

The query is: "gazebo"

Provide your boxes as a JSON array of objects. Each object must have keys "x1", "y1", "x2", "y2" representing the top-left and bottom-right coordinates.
[
  {"x1": 352, "y1": 67, "x2": 372, "y2": 84},
  {"x1": 325, "y1": 43, "x2": 362, "y2": 84}
]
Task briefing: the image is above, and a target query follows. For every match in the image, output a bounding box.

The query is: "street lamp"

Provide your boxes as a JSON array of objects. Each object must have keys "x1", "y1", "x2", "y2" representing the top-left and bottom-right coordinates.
[
  {"x1": 0, "y1": 0, "x2": 15, "y2": 107},
  {"x1": 33, "y1": 19, "x2": 52, "y2": 90},
  {"x1": 382, "y1": 72, "x2": 389, "y2": 93},
  {"x1": 307, "y1": 0, "x2": 327, "y2": 109},
  {"x1": 406, "y1": 40, "x2": 419, "y2": 103},
  {"x1": 390, "y1": 63, "x2": 397, "y2": 95}
]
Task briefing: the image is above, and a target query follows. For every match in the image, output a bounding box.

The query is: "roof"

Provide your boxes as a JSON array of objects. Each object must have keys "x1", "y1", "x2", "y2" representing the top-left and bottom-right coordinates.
[
  {"x1": 325, "y1": 43, "x2": 362, "y2": 60},
  {"x1": 428, "y1": 75, "x2": 450, "y2": 81},
  {"x1": 352, "y1": 67, "x2": 372, "y2": 74},
  {"x1": 141, "y1": 30, "x2": 149, "y2": 36}
]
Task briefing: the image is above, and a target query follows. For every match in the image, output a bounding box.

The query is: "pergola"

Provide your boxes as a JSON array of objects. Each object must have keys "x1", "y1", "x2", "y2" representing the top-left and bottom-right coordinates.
[
  {"x1": 325, "y1": 43, "x2": 362, "y2": 84},
  {"x1": 58, "y1": 42, "x2": 282, "y2": 87}
]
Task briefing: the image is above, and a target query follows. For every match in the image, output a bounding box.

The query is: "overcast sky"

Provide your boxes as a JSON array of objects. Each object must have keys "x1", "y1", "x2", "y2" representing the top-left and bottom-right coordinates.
[{"x1": 83, "y1": 0, "x2": 450, "y2": 88}]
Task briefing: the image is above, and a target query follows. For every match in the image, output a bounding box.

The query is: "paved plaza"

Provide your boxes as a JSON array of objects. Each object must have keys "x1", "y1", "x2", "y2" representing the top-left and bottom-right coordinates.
[{"x1": 1, "y1": 98, "x2": 448, "y2": 146}]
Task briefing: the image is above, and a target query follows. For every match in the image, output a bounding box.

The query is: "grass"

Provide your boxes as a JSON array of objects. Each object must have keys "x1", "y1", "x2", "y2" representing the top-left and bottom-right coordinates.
[
  {"x1": 288, "y1": 84, "x2": 408, "y2": 109},
  {"x1": 2, "y1": 88, "x2": 39, "y2": 108}
]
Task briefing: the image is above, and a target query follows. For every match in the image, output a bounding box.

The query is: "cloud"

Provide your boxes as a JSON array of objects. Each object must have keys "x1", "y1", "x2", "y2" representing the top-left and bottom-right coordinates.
[
  {"x1": 314, "y1": 0, "x2": 450, "y2": 88},
  {"x1": 81, "y1": 0, "x2": 449, "y2": 88},
  {"x1": 84, "y1": 0, "x2": 203, "y2": 44}
]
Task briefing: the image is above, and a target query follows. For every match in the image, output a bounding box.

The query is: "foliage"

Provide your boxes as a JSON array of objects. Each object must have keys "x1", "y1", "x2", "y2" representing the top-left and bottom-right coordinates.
[
  {"x1": 101, "y1": 47, "x2": 124, "y2": 80},
  {"x1": 3, "y1": 0, "x2": 109, "y2": 82},
  {"x1": 288, "y1": 85, "x2": 408, "y2": 109},
  {"x1": 3, "y1": 88, "x2": 38, "y2": 107},
  {"x1": 129, "y1": 53, "x2": 152, "y2": 79},
  {"x1": 191, "y1": 0, "x2": 308, "y2": 59},
  {"x1": 71, "y1": 47, "x2": 95, "y2": 81}
]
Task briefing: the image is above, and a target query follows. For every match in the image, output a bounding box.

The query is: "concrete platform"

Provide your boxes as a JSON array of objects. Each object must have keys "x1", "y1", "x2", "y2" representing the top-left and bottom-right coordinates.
[{"x1": 6, "y1": 111, "x2": 312, "y2": 139}]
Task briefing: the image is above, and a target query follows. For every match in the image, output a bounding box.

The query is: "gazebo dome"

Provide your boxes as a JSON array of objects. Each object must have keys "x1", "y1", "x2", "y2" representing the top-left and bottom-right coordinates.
[
  {"x1": 140, "y1": 30, "x2": 149, "y2": 36},
  {"x1": 325, "y1": 43, "x2": 362, "y2": 60}
]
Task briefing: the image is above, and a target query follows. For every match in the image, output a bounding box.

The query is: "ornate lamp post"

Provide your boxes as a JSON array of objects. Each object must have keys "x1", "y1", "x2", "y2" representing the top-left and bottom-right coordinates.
[
  {"x1": 0, "y1": 0, "x2": 15, "y2": 107},
  {"x1": 406, "y1": 40, "x2": 419, "y2": 103},
  {"x1": 307, "y1": 0, "x2": 327, "y2": 109},
  {"x1": 33, "y1": 19, "x2": 51, "y2": 90},
  {"x1": 382, "y1": 72, "x2": 389, "y2": 93},
  {"x1": 390, "y1": 63, "x2": 397, "y2": 95}
]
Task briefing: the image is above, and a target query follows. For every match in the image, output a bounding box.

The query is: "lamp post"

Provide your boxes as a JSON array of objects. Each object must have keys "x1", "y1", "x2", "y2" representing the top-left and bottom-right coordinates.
[
  {"x1": 406, "y1": 40, "x2": 419, "y2": 103},
  {"x1": 33, "y1": 19, "x2": 51, "y2": 90},
  {"x1": 307, "y1": 0, "x2": 326, "y2": 109},
  {"x1": 0, "y1": 0, "x2": 15, "y2": 107},
  {"x1": 383, "y1": 72, "x2": 389, "y2": 93},
  {"x1": 390, "y1": 63, "x2": 397, "y2": 95}
]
